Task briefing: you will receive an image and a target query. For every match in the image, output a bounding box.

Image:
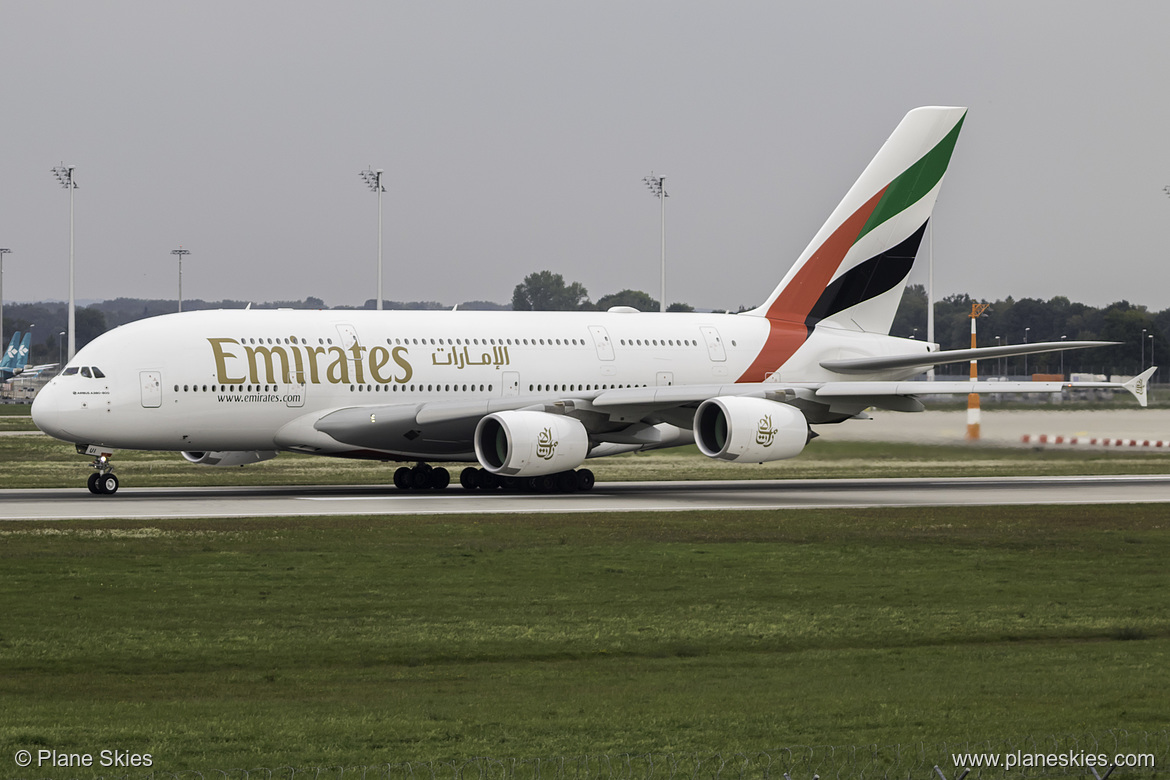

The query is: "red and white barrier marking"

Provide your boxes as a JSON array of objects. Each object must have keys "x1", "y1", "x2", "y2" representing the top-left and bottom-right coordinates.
[{"x1": 1021, "y1": 434, "x2": 1170, "y2": 448}]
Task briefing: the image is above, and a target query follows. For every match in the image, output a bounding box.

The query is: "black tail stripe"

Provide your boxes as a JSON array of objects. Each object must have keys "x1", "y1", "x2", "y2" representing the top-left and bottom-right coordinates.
[{"x1": 805, "y1": 221, "x2": 929, "y2": 328}]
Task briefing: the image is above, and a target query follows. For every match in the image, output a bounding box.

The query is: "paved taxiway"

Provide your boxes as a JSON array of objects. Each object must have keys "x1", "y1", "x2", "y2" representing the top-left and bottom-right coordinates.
[{"x1": 4, "y1": 475, "x2": 1170, "y2": 521}]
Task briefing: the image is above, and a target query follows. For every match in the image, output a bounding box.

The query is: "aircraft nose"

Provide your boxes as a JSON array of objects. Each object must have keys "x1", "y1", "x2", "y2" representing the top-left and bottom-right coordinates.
[{"x1": 31, "y1": 380, "x2": 74, "y2": 441}]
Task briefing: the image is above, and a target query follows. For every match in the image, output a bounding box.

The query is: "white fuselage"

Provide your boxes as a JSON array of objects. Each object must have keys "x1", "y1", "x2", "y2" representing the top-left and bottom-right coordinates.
[{"x1": 31, "y1": 308, "x2": 925, "y2": 459}]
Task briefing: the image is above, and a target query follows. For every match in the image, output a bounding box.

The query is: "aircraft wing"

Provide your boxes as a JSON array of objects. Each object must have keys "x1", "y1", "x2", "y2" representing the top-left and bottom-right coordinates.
[
  {"x1": 819, "y1": 340, "x2": 1117, "y2": 374},
  {"x1": 310, "y1": 367, "x2": 1153, "y2": 456}
]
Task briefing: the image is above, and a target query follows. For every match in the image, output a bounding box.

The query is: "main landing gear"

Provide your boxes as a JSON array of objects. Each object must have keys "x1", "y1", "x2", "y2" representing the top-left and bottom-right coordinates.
[
  {"x1": 86, "y1": 454, "x2": 119, "y2": 495},
  {"x1": 391, "y1": 464, "x2": 596, "y2": 493},
  {"x1": 458, "y1": 467, "x2": 595, "y2": 494},
  {"x1": 392, "y1": 463, "x2": 451, "y2": 491}
]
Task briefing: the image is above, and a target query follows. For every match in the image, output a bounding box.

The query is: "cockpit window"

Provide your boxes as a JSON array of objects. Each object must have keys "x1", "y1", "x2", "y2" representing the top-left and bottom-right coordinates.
[
  {"x1": 92, "y1": 367, "x2": 106, "y2": 378},
  {"x1": 63, "y1": 367, "x2": 79, "y2": 376},
  {"x1": 81, "y1": 367, "x2": 92, "y2": 378}
]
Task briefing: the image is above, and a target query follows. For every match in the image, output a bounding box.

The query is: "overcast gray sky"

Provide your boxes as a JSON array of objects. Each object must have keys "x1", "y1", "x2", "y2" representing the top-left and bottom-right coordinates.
[{"x1": 3, "y1": 1, "x2": 1170, "y2": 312}]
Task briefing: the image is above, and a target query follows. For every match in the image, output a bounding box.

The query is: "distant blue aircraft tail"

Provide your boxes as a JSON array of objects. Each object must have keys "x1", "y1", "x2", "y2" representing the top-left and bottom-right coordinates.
[
  {"x1": 0, "y1": 331, "x2": 21, "y2": 370},
  {"x1": 15, "y1": 332, "x2": 31, "y2": 370}
]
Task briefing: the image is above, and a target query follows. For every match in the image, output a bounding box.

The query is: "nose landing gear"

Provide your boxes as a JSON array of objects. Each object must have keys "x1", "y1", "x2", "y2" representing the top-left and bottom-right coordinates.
[{"x1": 79, "y1": 446, "x2": 119, "y2": 495}]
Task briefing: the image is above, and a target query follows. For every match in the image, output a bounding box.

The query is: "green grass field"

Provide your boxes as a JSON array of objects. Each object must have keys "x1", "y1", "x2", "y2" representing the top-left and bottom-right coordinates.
[{"x1": 1, "y1": 506, "x2": 1167, "y2": 775}]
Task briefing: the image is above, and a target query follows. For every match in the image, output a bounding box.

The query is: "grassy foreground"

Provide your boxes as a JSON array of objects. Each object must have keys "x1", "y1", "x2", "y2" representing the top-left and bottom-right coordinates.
[{"x1": 1, "y1": 506, "x2": 1167, "y2": 775}]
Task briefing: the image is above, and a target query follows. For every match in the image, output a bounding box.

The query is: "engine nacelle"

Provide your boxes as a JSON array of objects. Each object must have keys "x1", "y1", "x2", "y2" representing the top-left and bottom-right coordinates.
[
  {"x1": 181, "y1": 450, "x2": 279, "y2": 467},
  {"x1": 474, "y1": 411, "x2": 589, "y2": 477},
  {"x1": 694, "y1": 397, "x2": 809, "y2": 463}
]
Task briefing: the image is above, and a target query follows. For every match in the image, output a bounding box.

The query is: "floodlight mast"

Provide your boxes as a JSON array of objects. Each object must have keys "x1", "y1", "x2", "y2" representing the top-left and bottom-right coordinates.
[
  {"x1": 359, "y1": 167, "x2": 385, "y2": 311},
  {"x1": 0, "y1": 248, "x2": 10, "y2": 355},
  {"x1": 171, "y1": 248, "x2": 191, "y2": 312},
  {"x1": 643, "y1": 172, "x2": 667, "y2": 313},
  {"x1": 51, "y1": 165, "x2": 77, "y2": 360}
]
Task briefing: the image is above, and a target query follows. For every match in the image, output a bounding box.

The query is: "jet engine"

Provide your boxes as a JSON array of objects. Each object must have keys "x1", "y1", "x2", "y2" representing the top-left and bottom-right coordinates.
[
  {"x1": 474, "y1": 411, "x2": 589, "y2": 477},
  {"x1": 694, "y1": 397, "x2": 809, "y2": 463},
  {"x1": 181, "y1": 450, "x2": 279, "y2": 467}
]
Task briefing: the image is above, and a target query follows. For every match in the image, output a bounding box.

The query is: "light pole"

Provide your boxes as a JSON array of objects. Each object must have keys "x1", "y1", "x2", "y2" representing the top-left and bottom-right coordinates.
[
  {"x1": 1060, "y1": 334, "x2": 1067, "y2": 378},
  {"x1": 643, "y1": 172, "x2": 667, "y2": 313},
  {"x1": 57, "y1": 331, "x2": 65, "y2": 365},
  {"x1": 995, "y1": 335, "x2": 1002, "y2": 379},
  {"x1": 359, "y1": 167, "x2": 385, "y2": 310},
  {"x1": 1023, "y1": 327, "x2": 1031, "y2": 378},
  {"x1": 1150, "y1": 333, "x2": 1155, "y2": 384},
  {"x1": 51, "y1": 165, "x2": 77, "y2": 360},
  {"x1": 170, "y1": 248, "x2": 191, "y2": 312},
  {"x1": 0, "y1": 248, "x2": 10, "y2": 355}
]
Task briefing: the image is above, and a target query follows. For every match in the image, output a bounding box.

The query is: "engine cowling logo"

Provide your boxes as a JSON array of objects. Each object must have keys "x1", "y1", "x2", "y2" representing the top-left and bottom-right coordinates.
[
  {"x1": 755, "y1": 415, "x2": 778, "y2": 447},
  {"x1": 537, "y1": 427, "x2": 558, "y2": 460}
]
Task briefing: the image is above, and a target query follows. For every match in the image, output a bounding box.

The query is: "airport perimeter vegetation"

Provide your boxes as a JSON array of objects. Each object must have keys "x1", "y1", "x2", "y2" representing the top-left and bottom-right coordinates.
[{"x1": 1, "y1": 404, "x2": 1167, "y2": 776}]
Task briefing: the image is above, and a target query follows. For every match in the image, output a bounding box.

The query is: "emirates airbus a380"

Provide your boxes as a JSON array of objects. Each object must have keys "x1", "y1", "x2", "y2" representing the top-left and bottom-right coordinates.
[{"x1": 31, "y1": 107, "x2": 1150, "y2": 495}]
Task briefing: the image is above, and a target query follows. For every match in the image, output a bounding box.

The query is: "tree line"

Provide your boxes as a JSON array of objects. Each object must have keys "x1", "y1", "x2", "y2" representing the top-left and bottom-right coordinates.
[{"x1": 3, "y1": 276, "x2": 1164, "y2": 377}]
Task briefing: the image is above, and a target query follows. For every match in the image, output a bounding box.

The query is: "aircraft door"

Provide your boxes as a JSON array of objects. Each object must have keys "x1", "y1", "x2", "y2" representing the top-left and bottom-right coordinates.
[
  {"x1": 140, "y1": 371, "x2": 162, "y2": 408},
  {"x1": 588, "y1": 326, "x2": 615, "y2": 361},
  {"x1": 335, "y1": 322, "x2": 362, "y2": 378},
  {"x1": 286, "y1": 370, "x2": 306, "y2": 408},
  {"x1": 502, "y1": 371, "x2": 520, "y2": 398},
  {"x1": 699, "y1": 326, "x2": 727, "y2": 362}
]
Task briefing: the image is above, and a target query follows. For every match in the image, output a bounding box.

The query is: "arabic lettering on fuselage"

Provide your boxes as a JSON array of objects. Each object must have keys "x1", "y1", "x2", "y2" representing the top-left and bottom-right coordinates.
[{"x1": 430, "y1": 345, "x2": 510, "y2": 370}]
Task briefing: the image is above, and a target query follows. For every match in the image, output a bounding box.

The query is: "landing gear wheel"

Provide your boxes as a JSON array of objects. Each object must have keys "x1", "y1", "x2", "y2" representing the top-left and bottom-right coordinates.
[
  {"x1": 87, "y1": 473, "x2": 102, "y2": 494},
  {"x1": 97, "y1": 473, "x2": 119, "y2": 495},
  {"x1": 478, "y1": 469, "x2": 499, "y2": 491},
  {"x1": 393, "y1": 466, "x2": 412, "y2": 490},
  {"x1": 410, "y1": 464, "x2": 433, "y2": 490},
  {"x1": 429, "y1": 467, "x2": 450, "y2": 490},
  {"x1": 460, "y1": 467, "x2": 480, "y2": 490},
  {"x1": 575, "y1": 468, "x2": 596, "y2": 492},
  {"x1": 556, "y1": 471, "x2": 578, "y2": 493}
]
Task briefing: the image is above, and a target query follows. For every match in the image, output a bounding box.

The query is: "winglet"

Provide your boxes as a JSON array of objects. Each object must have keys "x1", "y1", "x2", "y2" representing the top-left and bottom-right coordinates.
[{"x1": 1124, "y1": 367, "x2": 1156, "y2": 408}]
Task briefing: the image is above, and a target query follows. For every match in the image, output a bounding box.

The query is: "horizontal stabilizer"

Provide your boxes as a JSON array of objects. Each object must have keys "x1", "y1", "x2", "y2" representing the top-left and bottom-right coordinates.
[{"x1": 819, "y1": 340, "x2": 1117, "y2": 374}]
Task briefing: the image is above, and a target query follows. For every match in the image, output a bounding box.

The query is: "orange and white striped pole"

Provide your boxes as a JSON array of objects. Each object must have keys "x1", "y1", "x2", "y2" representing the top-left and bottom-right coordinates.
[{"x1": 967, "y1": 303, "x2": 990, "y2": 440}]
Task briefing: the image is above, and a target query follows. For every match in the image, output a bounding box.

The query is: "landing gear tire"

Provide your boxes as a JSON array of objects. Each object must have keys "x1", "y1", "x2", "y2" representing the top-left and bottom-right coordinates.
[
  {"x1": 556, "y1": 471, "x2": 579, "y2": 493},
  {"x1": 478, "y1": 469, "x2": 499, "y2": 491},
  {"x1": 460, "y1": 467, "x2": 480, "y2": 490},
  {"x1": 96, "y1": 473, "x2": 119, "y2": 495},
  {"x1": 393, "y1": 467, "x2": 412, "y2": 490},
  {"x1": 87, "y1": 473, "x2": 102, "y2": 494},
  {"x1": 429, "y1": 467, "x2": 450, "y2": 490},
  {"x1": 575, "y1": 468, "x2": 595, "y2": 492}
]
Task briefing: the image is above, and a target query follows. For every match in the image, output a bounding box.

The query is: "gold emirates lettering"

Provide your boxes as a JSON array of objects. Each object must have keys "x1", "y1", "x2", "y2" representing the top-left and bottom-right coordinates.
[{"x1": 208, "y1": 338, "x2": 413, "y2": 385}]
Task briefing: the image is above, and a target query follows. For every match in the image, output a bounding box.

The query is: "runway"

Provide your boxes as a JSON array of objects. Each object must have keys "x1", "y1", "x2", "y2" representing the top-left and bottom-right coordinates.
[{"x1": 4, "y1": 474, "x2": 1170, "y2": 521}]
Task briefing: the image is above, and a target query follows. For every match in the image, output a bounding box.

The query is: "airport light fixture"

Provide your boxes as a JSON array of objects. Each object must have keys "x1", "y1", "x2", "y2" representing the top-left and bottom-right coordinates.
[
  {"x1": 171, "y1": 248, "x2": 191, "y2": 312},
  {"x1": 643, "y1": 172, "x2": 667, "y2": 313},
  {"x1": 359, "y1": 167, "x2": 385, "y2": 311},
  {"x1": 51, "y1": 164, "x2": 78, "y2": 360},
  {"x1": 0, "y1": 247, "x2": 10, "y2": 355},
  {"x1": 1142, "y1": 328, "x2": 1147, "y2": 371},
  {"x1": 58, "y1": 331, "x2": 65, "y2": 365},
  {"x1": 1150, "y1": 333, "x2": 1156, "y2": 385}
]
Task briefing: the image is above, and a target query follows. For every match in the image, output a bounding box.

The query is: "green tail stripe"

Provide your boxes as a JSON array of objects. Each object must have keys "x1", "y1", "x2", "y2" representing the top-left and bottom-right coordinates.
[{"x1": 857, "y1": 112, "x2": 966, "y2": 241}]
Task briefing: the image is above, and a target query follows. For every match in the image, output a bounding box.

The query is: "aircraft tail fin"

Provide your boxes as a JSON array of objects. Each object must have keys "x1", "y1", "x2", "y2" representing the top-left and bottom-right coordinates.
[
  {"x1": 1, "y1": 331, "x2": 21, "y2": 370},
  {"x1": 745, "y1": 106, "x2": 966, "y2": 335},
  {"x1": 15, "y1": 332, "x2": 31, "y2": 370}
]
